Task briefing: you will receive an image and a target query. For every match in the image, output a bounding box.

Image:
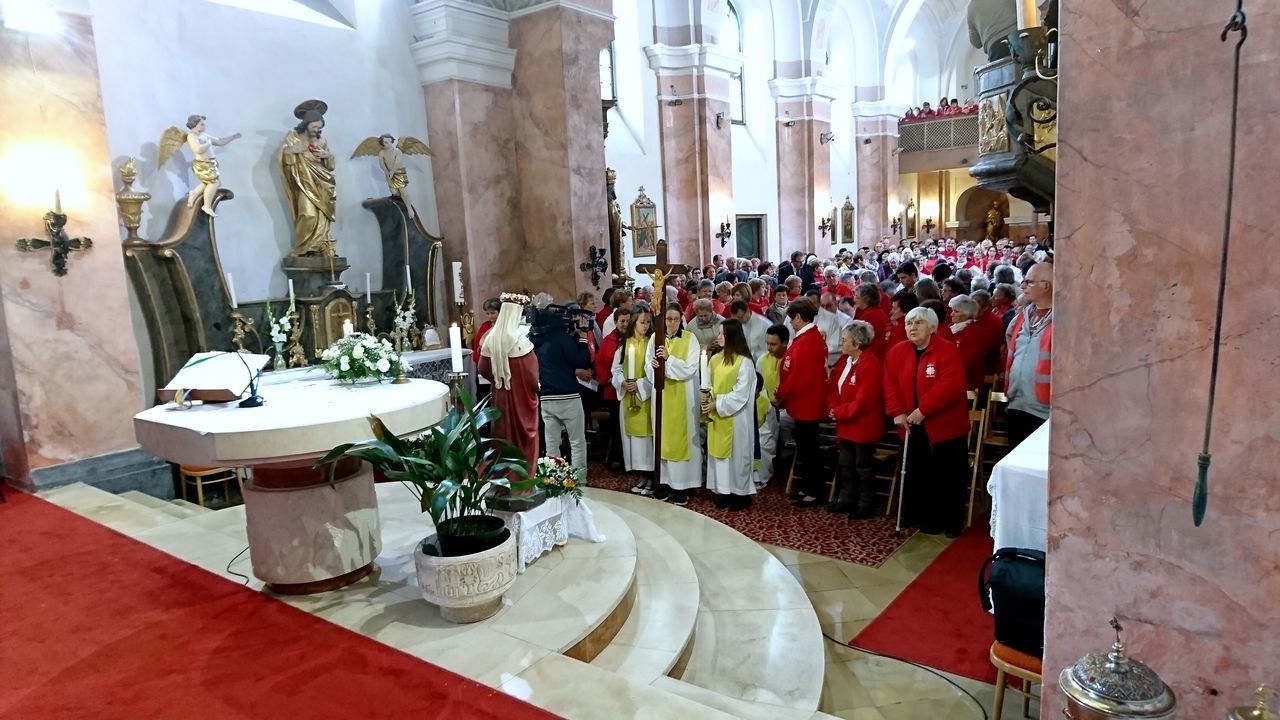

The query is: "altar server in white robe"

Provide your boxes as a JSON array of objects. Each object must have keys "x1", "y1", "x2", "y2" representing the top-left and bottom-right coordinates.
[
  {"x1": 704, "y1": 318, "x2": 758, "y2": 510},
  {"x1": 612, "y1": 308, "x2": 655, "y2": 494},
  {"x1": 646, "y1": 303, "x2": 703, "y2": 506}
]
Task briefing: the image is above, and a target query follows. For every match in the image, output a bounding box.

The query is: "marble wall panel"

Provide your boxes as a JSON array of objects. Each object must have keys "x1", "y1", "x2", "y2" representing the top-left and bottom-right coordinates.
[
  {"x1": 0, "y1": 17, "x2": 144, "y2": 487},
  {"x1": 775, "y1": 116, "x2": 834, "y2": 256},
  {"x1": 1044, "y1": 1, "x2": 1280, "y2": 716},
  {"x1": 655, "y1": 75, "x2": 732, "y2": 271},
  {"x1": 856, "y1": 133, "x2": 897, "y2": 246}
]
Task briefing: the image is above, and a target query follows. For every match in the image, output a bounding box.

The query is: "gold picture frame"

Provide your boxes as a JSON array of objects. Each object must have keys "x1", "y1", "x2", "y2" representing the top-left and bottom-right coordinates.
[
  {"x1": 630, "y1": 187, "x2": 658, "y2": 258},
  {"x1": 841, "y1": 197, "x2": 855, "y2": 244}
]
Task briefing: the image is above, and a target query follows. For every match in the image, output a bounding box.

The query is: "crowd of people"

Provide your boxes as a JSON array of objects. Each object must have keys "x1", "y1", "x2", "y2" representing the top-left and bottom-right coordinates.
[
  {"x1": 901, "y1": 96, "x2": 979, "y2": 123},
  {"x1": 474, "y1": 233, "x2": 1054, "y2": 538}
]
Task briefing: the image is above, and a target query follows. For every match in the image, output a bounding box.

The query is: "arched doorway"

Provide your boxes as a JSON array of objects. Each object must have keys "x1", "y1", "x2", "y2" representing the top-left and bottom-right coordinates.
[{"x1": 956, "y1": 187, "x2": 1009, "y2": 242}]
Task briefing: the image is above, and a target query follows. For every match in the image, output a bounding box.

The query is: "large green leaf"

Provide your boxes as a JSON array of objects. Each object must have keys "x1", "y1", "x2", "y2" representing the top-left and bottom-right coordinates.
[{"x1": 313, "y1": 442, "x2": 357, "y2": 468}]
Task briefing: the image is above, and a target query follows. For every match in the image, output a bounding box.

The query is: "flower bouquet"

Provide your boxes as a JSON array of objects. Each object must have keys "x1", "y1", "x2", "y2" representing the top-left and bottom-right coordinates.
[
  {"x1": 265, "y1": 301, "x2": 292, "y2": 371},
  {"x1": 320, "y1": 332, "x2": 408, "y2": 383},
  {"x1": 534, "y1": 456, "x2": 583, "y2": 504}
]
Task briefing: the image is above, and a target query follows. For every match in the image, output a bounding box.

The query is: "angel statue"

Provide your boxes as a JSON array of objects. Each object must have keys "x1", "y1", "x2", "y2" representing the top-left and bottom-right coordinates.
[
  {"x1": 351, "y1": 133, "x2": 431, "y2": 218},
  {"x1": 158, "y1": 115, "x2": 242, "y2": 216}
]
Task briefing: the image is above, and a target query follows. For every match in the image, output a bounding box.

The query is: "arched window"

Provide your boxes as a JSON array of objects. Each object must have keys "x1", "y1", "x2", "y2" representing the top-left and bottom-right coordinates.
[
  {"x1": 718, "y1": 2, "x2": 745, "y2": 124},
  {"x1": 599, "y1": 42, "x2": 617, "y2": 101}
]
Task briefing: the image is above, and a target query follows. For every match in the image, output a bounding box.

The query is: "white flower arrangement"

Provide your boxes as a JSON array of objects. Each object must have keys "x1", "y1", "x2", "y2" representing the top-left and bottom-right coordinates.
[{"x1": 321, "y1": 332, "x2": 408, "y2": 383}]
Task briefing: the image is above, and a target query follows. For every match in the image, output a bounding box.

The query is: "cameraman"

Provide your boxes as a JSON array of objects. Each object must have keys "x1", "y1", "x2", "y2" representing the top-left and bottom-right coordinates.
[{"x1": 532, "y1": 302, "x2": 593, "y2": 474}]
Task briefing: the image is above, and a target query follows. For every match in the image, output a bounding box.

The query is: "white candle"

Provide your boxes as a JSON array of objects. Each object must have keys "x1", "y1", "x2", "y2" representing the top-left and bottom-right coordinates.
[
  {"x1": 405, "y1": 265, "x2": 412, "y2": 293},
  {"x1": 225, "y1": 273, "x2": 238, "y2": 309},
  {"x1": 1016, "y1": 0, "x2": 1037, "y2": 29},
  {"x1": 54, "y1": 188, "x2": 62, "y2": 214},
  {"x1": 365, "y1": 272, "x2": 372, "y2": 304},
  {"x1": 626, "y1": 343, "x2": 636, "y2": 381},
  {"x1": 451, "y1": 261, "x2": 465, "y2": 303},
  {"x1": 287, "y1": 278, "x2": 295, "y2": 302},
  {"x1": 342, "y1": 319, "x2": 354, "y2": 337},
  {"x1": 449, "y1": 323, "x2": 464, "y2": 372},
  {"x1": 700, "y1": 350, "x2": 711, "y2": 390}
]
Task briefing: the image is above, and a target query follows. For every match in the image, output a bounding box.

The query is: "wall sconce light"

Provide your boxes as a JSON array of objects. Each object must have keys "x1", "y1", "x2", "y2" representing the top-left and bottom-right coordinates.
[
  {"x1": 666, "y1": 84, "x2": 683, "y2": 107},
  {"x1": 715, "y1": 221, "x2": 733, "y2": 248},
  {"x1": 715, "y1": 111, "x2": 726, "y2": 129},
  {"x1": 923, "y1": 217, "x2": 937, "y2": 235},
  {"x1": 14, "y1": 191, "x2": 92, "y2": 277},
  {"x1": 818, "y1": 216, "x2": 833, "y2": 239},
  {"x1": 819, "y1": 131, "x2": 836, "y2": 145},
  {"x1": 890, "y1": 216, "x2": 903, "y2": 236},
  {"x1": 579, "y1": 245, "x2": 609, "y2": 289},
  {"x1": 783, "y1": 111, "x2": 796, "y2": 128}
]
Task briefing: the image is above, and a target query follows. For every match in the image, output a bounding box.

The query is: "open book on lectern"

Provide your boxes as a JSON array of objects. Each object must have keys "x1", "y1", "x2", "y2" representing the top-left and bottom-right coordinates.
[{"x1": 157, "y1": 351, "x2": 271, "y2": 403}]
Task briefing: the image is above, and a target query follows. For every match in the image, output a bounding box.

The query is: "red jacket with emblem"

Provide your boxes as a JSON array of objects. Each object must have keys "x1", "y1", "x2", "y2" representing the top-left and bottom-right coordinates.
[
  {"x1": 775, "y1": 324, "x2": 828, "y2": 421},
  {"x1": 883, "y1": 337, "x2": 970, "y2": 443},
  {"x1": 595, "y1": 331, "x2": 623, "y2": 401},
  {"x1": 828, "y1": 352, "x2": 885, "y2": 443}
]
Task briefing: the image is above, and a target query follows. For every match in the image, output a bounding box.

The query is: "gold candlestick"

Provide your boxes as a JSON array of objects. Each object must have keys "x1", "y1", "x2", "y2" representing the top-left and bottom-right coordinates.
[
  {"x1": 392, "y1": 334, "x2": 410, "y2": 384},
  {"x1": 115, "y1": 158, "x2": 150, "y2": 243},
  {"x1": 287, "y1": 310, "x2": 308, "y2": 367},
  {"x1": 230, "y1": 310, "x2": 254, "y2": 353},
  {"x1": 364, "y1": 301, "x2": 377, "y2": 335}
]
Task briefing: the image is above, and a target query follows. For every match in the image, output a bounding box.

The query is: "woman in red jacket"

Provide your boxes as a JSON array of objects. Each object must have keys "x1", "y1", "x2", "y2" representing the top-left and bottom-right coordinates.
[
  {"x1": 883, "y1": 306, "x2": 970, "y2": 537},
  {"x1": 885, "y1": 290, "x2": 919, "y2": 352},
  {"x1": 828, "y1": 321, "x2": 885, "y2": 519},
  {"x1": 772, "y1": 299, "x2": 828, "y2": 507}
]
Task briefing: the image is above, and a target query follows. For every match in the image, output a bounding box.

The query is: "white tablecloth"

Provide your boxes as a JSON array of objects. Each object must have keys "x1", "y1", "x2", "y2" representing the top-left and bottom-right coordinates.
[
  {"x1": 987, "y1": 419, "x2": 1050, "y2": 552},
  {"x1": 493, "y1": 496, "x2": 605, "y2": 572}
]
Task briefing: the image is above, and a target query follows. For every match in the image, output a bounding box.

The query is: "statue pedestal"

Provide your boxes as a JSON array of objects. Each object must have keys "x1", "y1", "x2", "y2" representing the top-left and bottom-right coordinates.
[{"x1": 282, "y1": 255, "x2": 350, "y2": 298}]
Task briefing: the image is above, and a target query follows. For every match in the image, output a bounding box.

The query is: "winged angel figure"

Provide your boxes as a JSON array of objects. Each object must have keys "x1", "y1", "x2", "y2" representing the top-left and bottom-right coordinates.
[
  {"x1": 158, "y1": 115, "x2": 241, "y2": 216},
  {"x1": 351, "y1": 134, "x2": 431, "y2": 217}
]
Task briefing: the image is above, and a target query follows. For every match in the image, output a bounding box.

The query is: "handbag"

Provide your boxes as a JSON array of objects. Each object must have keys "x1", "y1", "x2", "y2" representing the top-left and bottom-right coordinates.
[{"x1": 978, "y1": 547, "x2": 1046, "y2": 657}]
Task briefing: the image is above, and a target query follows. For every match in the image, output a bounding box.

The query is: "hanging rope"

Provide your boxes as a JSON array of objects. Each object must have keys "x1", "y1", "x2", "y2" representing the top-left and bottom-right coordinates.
[{"x1": 1194, "y1": 0, "x2": 1249, "y2": 527}]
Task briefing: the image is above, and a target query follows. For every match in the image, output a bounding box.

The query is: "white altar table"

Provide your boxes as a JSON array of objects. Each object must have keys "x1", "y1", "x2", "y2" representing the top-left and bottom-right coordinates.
[{"x1": 987, "y1": 419, "x2": 1050, "y2": 552}]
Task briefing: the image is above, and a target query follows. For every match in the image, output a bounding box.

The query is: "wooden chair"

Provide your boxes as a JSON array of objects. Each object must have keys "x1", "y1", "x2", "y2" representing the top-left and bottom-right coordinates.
[
  {"x1": 179, "y1": 465, "x2": 245, "y2": 508},
  {"x1": 970, "y1": 389, "x2": 1011, "y2": 500},
  {"x1": 586, "y1": 409, "x2": 613, "y2": 461},
  {"x1": 965, "y1": 390, "x2": 987, "y2": 527},
  {"x1": 990, "y1": 641, "x2": 1041, "y2": 720}
]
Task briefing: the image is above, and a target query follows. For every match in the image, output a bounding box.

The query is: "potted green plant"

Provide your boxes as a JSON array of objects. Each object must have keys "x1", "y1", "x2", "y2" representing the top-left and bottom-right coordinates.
[{"x1": 315, "y1": 390, "x2": 532, "y2": 622}]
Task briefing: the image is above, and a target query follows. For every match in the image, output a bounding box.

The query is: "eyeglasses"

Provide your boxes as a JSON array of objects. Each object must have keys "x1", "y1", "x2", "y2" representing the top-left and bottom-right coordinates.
[{"x1": 1020, "y1": 279, "x2": 1051, "y2": 287}]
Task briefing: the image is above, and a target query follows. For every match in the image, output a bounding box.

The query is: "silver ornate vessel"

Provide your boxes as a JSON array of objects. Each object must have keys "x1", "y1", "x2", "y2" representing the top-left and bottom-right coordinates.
[{"x1": 1059, "y1": 618, "x2": 1177, "y2": 719}]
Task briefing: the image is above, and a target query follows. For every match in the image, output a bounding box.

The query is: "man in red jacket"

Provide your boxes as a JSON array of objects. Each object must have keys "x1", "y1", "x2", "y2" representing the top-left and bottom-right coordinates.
[
  {"x1": 883, "y1": 306, "x2": 970, "y2": 536},
  {"x1": 594, "y1": 306, "x2": 631, "y2": 470},
  {"x1": 828, "y1": 320, "x2": 885, "y2": 518},
  {"x1": 773, "y1": 299, "x2": 829, "y2": 507}
]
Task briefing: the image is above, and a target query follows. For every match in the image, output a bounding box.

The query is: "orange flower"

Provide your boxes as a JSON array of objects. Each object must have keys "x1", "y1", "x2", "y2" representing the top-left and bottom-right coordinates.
[{"x1": 564, "y1": 479, "x2": 576, "y2": 489}]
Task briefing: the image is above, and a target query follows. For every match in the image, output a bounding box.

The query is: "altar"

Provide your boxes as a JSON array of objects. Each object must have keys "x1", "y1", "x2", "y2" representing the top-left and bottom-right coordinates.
[
  {"x1": 987, "y1": 420, "x2": 1051, "y2": 552},
  {"x1": 133, "y1": 376, "x2": 449, "y2": 593}
]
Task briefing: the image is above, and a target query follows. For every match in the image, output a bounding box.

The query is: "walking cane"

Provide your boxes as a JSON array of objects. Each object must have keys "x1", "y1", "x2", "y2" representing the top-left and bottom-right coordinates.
[{"x1": 895, "y1": 429, "x2": 911, "y2": 535}]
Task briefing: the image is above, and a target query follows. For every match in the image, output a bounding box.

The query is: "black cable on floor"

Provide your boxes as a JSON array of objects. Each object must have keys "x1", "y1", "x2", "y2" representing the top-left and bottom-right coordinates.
[
  {"x1": 821, "y1": 631, "x2": 991, "y2": 720},
  {"x1": 225, "y1": 546, "x2": 251, "y2": 586}
]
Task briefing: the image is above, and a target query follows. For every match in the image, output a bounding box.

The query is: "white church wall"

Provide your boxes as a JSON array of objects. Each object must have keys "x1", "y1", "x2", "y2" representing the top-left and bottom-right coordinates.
[
  {"x1": 825, "y1": 4, "x2": 857, "y2": 252},
  {"x1": 729, "y1": 0, "x2": 780, "y2": 262},
  {"x1": 605, "y1": 0, "x2": 664, "y2": 287},
  {"x1": 90, "y1": 0, "x2": 438, "y2": 302}
]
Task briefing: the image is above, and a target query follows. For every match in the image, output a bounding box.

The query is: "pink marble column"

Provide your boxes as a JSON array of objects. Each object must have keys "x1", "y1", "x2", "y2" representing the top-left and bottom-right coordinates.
[
  {"x1": 852, "y1": 100, "x2": 903, "y2": 247},
  {"x1": 0, "y1": 17, "x2": 143, "y2": 489},
  {"x1": 647, "y1": 46, "x2": 738, "y2": 270},
  {"x1": 774, "y1": 80, "x2": 837, "y2": 256},
  {"x1": 1043, "y1": 1, "x2": 1280, "y2": 716}
]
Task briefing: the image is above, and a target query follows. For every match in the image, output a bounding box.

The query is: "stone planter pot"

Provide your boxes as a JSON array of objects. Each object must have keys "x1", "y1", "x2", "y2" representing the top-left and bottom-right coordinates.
[{"x1": 413, "y1": 530, "x2": 518, "y2": 623}]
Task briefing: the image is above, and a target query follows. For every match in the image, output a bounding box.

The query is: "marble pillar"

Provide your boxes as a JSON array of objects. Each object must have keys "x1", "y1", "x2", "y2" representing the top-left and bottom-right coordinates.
[
  {"x1": 772, "y1": 78, "x2": 838, "y2": 256},
  {"x1": 852, "y1": 99, "x2": 905, "y2": 248},
  {"x1": 0, "y1": 16, "x2": 144, "y2": 489},
  {"x1": 1044, "y1": 2, "x2": 1280, "y2": 717},
  {"x1": 646, "y1": 44, "x2": 740, "y2": 270},
  {"x1": 413, "y1": 0, "x2": 613, "y2": 308}
]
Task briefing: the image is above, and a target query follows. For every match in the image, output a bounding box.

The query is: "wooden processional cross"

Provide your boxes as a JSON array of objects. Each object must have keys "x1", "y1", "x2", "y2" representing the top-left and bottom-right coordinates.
[{"x1": 635, "y1": 239, "x2": 693, "y2": 488}]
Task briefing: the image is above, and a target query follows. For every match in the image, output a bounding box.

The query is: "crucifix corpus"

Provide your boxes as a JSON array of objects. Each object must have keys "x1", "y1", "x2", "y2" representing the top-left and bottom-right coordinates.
[{"x1": 635, "y1": 239, "x2": 693, "y2": 489}]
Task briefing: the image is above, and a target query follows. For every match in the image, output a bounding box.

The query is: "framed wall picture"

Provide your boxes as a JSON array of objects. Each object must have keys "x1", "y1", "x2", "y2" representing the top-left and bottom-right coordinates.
[
  {"x1": 631, "y1": 186, "x2": 658, "y2": 258},
  {"x1": 830, "y1": 206, "x2": 839, "y2": 245},
  {"x1": 841, "y1": 196, "x2": 855, "y2": 245}
]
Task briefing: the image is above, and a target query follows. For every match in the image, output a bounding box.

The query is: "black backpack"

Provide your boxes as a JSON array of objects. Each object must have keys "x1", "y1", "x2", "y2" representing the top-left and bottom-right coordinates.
[{"x1": 978, "y1": 547, "x2": 1046, "y2": 657}]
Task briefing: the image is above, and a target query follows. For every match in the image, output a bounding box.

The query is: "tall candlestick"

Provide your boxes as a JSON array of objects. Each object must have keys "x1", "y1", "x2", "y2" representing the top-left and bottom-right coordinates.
[
  {"x1": 405, "y1": 265, "x2": 412, "y2": 293},
  {"x1": 700, "y1": 350, "x2": 711, "y2": 390},
  {"x1": 1016, "y1": 0, "x2": 1037, "y2": 29},
  {"x1": 225, "y1": 274, "x2": 238, "y2": 309},
  {"x1": 365, "y1": 272, "x2": 372, "y2": 304},
  {"x1": 54, "y1": 188, "x2": 62, "y2": 214},
  {"x1": 448, "y1": 323, "x2": 464, "y2": 373},
  {"x1": 451, "y1": 261, "x2": 464, "y2": 303}
]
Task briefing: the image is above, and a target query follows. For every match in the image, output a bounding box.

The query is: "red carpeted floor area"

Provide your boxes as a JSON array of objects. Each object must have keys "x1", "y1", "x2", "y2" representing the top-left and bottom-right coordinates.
[
  {"x1": 851, "y1": 523, "x2": 998, "y2": 684},
  {"x1": 0, "y1": 490, "x2": 562, "y2": 720},
  {"x1": 588, "y1": 461, "x2": 914, "y2": 567}
]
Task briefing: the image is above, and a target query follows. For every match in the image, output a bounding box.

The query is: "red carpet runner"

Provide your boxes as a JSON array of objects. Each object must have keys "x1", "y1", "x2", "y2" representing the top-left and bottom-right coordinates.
[
  {"x1": 588, "y1": 461, "x2": 914, "y2": 567},
  {"x1": 0, "y1": 490, "x2": 562, "y2": 720},
  {"x1": 851, "y1": 523, "x2": 998, "y2": 683}
]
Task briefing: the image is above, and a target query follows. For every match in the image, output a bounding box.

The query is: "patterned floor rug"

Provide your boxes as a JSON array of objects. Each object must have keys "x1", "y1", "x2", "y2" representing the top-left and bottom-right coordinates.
[{"x1": 586, "y1": 461, "x2": 916, "y2": 567}]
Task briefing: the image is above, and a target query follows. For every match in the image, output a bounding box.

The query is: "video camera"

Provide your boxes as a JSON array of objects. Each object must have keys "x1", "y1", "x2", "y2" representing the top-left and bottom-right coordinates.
[{"x1": 527, "y1": 302, "x2": 593, "y2": 337}]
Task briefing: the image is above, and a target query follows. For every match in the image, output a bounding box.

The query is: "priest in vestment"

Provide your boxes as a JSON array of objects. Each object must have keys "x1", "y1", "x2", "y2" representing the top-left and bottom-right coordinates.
[
  {"x1": 704, "y1": 320, "x2": 757, "y2": 510},
  {"x1": 645, "y1": 305, "x2": 702, "y2": 505},
  {"x1": 478, "y1": 296, "x2": 540, "y2": 477}
]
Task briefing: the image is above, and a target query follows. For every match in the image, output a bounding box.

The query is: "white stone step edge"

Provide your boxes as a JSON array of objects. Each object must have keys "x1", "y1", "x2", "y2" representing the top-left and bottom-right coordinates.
[
  {"x1": 40, "y1": 482, "x2": 185, "y2": 535},
  {"x1": 119, "y1": 490, "x2": 199, "y2": 519},
  {"x1": 170, "y1": 498, "x2": 214, "y2": 515}
]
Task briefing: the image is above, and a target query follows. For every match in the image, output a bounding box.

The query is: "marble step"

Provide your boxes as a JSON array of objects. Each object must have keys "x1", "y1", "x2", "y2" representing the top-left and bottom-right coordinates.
[
  {"x1": 120, "y1": 491, "x2": 202, "y2": 519},
  {"x1": 170, "y1": 498, "x2": 214, "y2": 515},
  {"x1": 583, "y1": 488, "x2": 827, "y2": 715},
  {"x1": 40, "y1": 482, "x2": 186, "y2": 537},
  {"x1": 586, "y1": 502, "x2": 700, "y2": 685}
]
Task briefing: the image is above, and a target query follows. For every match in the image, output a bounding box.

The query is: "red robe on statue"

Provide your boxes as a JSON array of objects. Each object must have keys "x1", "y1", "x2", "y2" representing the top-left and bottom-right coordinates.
[{"x1": 477, "y1": 352, "x2": 541, "y2": 476}]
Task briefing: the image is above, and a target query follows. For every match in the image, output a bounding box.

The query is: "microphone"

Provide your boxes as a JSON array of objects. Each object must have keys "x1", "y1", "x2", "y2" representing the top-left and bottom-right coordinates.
[{"x1": 230, "y1": 350, "x2": 264, "y2": 408}]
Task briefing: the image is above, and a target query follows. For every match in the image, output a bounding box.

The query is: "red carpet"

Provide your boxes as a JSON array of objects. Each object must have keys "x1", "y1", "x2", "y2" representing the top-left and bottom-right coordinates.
[
  {"x1": 0, "y1": 490, "x2": 562, "y2": 720},
  {"x1": 588, "y1": 462, "x2": 914, "y2": 567},
  {"x1": 851, "y1": 523, "x2": 997, "y2": 683}
]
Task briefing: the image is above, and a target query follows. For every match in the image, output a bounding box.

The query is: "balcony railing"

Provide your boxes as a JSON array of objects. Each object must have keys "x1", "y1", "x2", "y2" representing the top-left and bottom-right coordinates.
[{"x1": 898, "y1": 115, "x2": 979, "y2": 153}]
